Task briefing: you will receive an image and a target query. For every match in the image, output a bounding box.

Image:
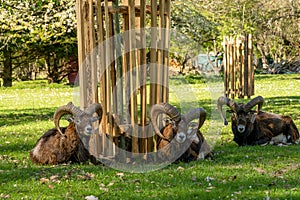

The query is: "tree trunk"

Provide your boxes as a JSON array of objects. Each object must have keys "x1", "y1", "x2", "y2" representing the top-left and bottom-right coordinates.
[
  {"x1": 46, "y1": 53, "x2": 61, "y2": 83},
  {"x1": 3, "y1": 49, "x2": 13, "y2": 87},
  {"x1": 256, "y1": 43, "x2": 268, "y2": 69}
]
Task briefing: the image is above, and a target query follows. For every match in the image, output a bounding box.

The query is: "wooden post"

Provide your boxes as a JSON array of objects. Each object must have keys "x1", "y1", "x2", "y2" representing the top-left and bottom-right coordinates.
[
  {"x1": 222, "y1": 34, "x2": 254, "y2": 99},
  {"x1": 95, "y1": 0, "x2": 107, "y2": 155},
  {"x1": 76, "y1": 0, "x2": 172, "y2": 158},
  {"x1": 76, "y1": 0, "x2": 87, "y2": 108},
  {"x1": 248, "y1": 34, "x2": 254, "y2": 96},
  {"x1": 128, "y1": 0, "x2": 139, "y2": 155},
  {"x1": 229, "y1": 37, "x2": 235, "y2": 99},
  {"x1": 223, "y1": 36, "x2": 228, "y2": 96},
  {"x1": 157, "y1": 0, "x2": 165, "y2": 103},
  {"x1": 163, "y1": 0, "x2": 170, "y2": 103},
  {"x1": 150, "y1": 0, "x2": 158, "y2": 107},
  {"x1": 244, "y1": 34, "x2": 249, "y2": 98},
  {"x1": 139, "y1": 0, "x2": 147, "y2": 154}
]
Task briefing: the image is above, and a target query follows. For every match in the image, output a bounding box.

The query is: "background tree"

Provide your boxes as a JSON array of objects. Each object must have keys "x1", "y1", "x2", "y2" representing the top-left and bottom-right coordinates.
[
  {"x1": 170, "y1": 0, "x2": 219, "y2": 66},
  {"x1": 196, "y1": 0, "x2": 300, "y2": 68},
  {"x1": 1, "y1": 0, "x2": 299, "y2": 87},
  {"x1": 0, "y1": 0, "x2": 77, "y2": 86}
]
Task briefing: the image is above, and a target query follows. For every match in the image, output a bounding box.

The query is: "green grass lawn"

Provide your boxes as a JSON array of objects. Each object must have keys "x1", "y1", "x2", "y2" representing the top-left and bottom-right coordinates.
[{"x1": 0, "y1": 74, "x2": 300, "y2": 199}]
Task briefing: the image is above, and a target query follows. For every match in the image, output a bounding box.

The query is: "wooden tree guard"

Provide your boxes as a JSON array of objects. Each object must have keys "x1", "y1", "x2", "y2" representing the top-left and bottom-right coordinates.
[
  {"x1": 223, "y1": 34, "x2": 254, "y2": 99},
  {"x1": 76, "y1": 0, "x2": 171, "y2": 161}
]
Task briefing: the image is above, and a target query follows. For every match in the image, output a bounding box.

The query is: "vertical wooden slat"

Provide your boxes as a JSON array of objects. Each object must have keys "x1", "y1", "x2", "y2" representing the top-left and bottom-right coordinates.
[
  {"x1": 149, "y1": 0, "x2": 157, "y2": 107},
  {"x1": 156, "y1": 0, "x2": 165, "y2": 103},
  {"x1": 238, "y1": 38, "x2": 243, "y2": 98},
  {"x1": 229, "y1": 38, "x2": 234, "y2": 99},
  {"x1": 248, "y1": 34, "x2": 254, "y2": 96},
  {"x1": 104, "y1": 0, "x2": 114, "y2": 156},
  {"x1": 244, "y1": 34, "x2": 249, "y2": 98},
  {"x1": 89, "y1": 0, "x2": 98, "y2": 104},
  {"x1": 226, "y1": 37, "x2": 230, "y2": 97},
  {"x1": 163, "y1": 0, "x2": 170, "y2": 103},
  {"x1": 96, "y1": 0, "x2": 107, "y2": 154},
  {"x1": 76, "y1": 0, "x2": 88, "y2": 109},
  {"x1": 83, "y1": 0, "x2": 93, "y2": 107},
  {"x1": 87, "y1": 0, "x2": 100, "y2": 156},
  {"x1": 139, "y1": 0, "x2": 147, "y2": 154},
  {"x1": 128, "y1": 0, "x2": 139, "y2": 155},
  {"x1": 241, "y1": 36, "x2": 245, "y2": 97},
  {"x1": 232, "y1": 38, "x2": 236, "y2": 97},
  {"x1": 223, "y1": 37, "x2": 228, "y2": 96},
  {"x1": 113, "y1": 0, "x2": 126, "y2": 162},
  {"x1": 149, "y1": 0, "x2": 158, "y2": 153},
  {"x1": 109, "y1": 12, "x2": 118, "y2": 156},
  {"x1": 123, "y1": 12, "x2": 131, "y2": 127}
]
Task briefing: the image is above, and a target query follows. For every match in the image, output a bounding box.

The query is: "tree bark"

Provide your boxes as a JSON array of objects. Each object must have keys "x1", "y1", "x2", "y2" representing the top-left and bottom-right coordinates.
[{"x1": 3, "y1": 48, "x2": 13, "y2": 87}]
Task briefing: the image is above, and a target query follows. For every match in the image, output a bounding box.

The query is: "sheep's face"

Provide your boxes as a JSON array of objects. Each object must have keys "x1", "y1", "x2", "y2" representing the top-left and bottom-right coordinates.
[
  {"x1": 174, "y1": 120, "x2": 188, "y2": 143},
  {"x1": 231, "y1": 111, "x2": 250, "y2": 133},
  {"x1": 70, "y1": 114, "x2": 100, "y2": 136}
]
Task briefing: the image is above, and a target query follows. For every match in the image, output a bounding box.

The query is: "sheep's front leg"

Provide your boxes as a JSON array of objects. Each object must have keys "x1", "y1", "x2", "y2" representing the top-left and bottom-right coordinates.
[{"x1": 255, "y1": 137, "x2": 271, "y2": 146}]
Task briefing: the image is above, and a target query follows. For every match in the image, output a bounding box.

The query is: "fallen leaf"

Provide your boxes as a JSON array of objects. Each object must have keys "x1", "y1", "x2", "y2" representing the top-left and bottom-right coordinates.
[
  {"x1": 50, "y1": 175, "x2": 59, "y2": 181},
  {"x1": 206, "y1": 186, "x2": 215, "y2": 190},
  {"x1": 99, "y1": 183, "x2": 105, "y2": 188},
  {"x1": 254, "y1": 167, "x2": 266, "y2": 174},
  {"x1": 134, "y1": 180, "x2": 140, "y2": 185},
  {"x1": 100, "y1": 187, "x2": 108, "y2": 192},
  {"x1": 40, "y1": 178, "x2": 50, "y2": 184},
  {"x1": 0, "y1": 193, "x2": 10, "y2": 199},
  {"x1": 107, "y1": 182, "x2": 114, "y2": 187},
  {"x1": 48, "y1": 184, "x2": 54, "y2": 190},
  {"x1": 86, "y1": 173, "x2": 95, "y2": 179},
  {"x1": 77, "y1": 173, "x2": 94, "y2": 180},
  {"x1": 116, "y1": 172, "x2": 124, "y2": 177}
]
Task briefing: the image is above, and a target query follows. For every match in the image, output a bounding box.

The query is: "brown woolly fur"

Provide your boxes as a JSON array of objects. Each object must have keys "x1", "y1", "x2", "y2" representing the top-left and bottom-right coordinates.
[
  {"x1": 218, "y1": 96, "x2": 300, "y2": 146},
  {"x1": 30, "y1": 123, "x2": 91, "y2": 165},
  {"x1": 151, "y1": 103, "x2": 211, "y2": 163},
  {"x1": 29, "y1": 102, "x2": 103, "y2": 165}
]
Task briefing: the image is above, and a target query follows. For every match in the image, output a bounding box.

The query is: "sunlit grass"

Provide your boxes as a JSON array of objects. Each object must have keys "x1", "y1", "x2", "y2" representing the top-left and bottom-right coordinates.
[{"x1": 0, "y1": 74, "x2": 300, "y2": 199}]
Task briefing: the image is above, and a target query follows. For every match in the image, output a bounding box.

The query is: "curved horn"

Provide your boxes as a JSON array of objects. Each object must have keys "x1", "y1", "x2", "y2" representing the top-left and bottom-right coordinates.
[
  {"x1": 217, "y1": 96, "x2": 238, "y2": 125},
  {"x1": 84, "y1": 103, "x2": 103, "y2": 122},
  {"x1": 244, "y1": 96, "x2": 264, "y2": 113},
  {"x1": 150, "y1": 103, "x2": 181, "y2": 139},
  {"x1": 53, "y1": 102, "x2": 83, "y2": 135},
  {"x1": 184, "y1": 108, "x2": 206, "y2": 129}
]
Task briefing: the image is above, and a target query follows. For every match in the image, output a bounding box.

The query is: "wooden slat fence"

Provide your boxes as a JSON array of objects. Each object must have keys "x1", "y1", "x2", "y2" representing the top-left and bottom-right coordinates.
[
  {"x1": 223, "y1": 34, "x2": 254, "y2": 99},
  {"x1": 76, "y1": 0, "x2": 171, "y2": 161}
]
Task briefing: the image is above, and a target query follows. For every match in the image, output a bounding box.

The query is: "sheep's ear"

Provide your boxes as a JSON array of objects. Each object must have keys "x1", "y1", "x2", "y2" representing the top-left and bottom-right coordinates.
[
  {"x1": 187, "y1": 122, "x2": 199, "y2": 135},
  {"x1": 91, "y1": 116, "x2": 101, "y2": 122}
]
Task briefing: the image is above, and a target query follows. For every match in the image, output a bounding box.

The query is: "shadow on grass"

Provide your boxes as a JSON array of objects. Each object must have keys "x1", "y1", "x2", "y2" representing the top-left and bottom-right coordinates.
[
  {"x1": 255, "y1": 73, "x2": 300, "y2": 81},
  {"x1": 0, "y1": 107, "x2": 57, "y2": 127}
]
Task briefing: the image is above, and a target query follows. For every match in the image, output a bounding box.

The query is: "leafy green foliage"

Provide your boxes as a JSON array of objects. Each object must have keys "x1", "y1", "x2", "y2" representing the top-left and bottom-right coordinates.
[{"x1": 0, "y1": 0, "x2": 77, "y2": 85}]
